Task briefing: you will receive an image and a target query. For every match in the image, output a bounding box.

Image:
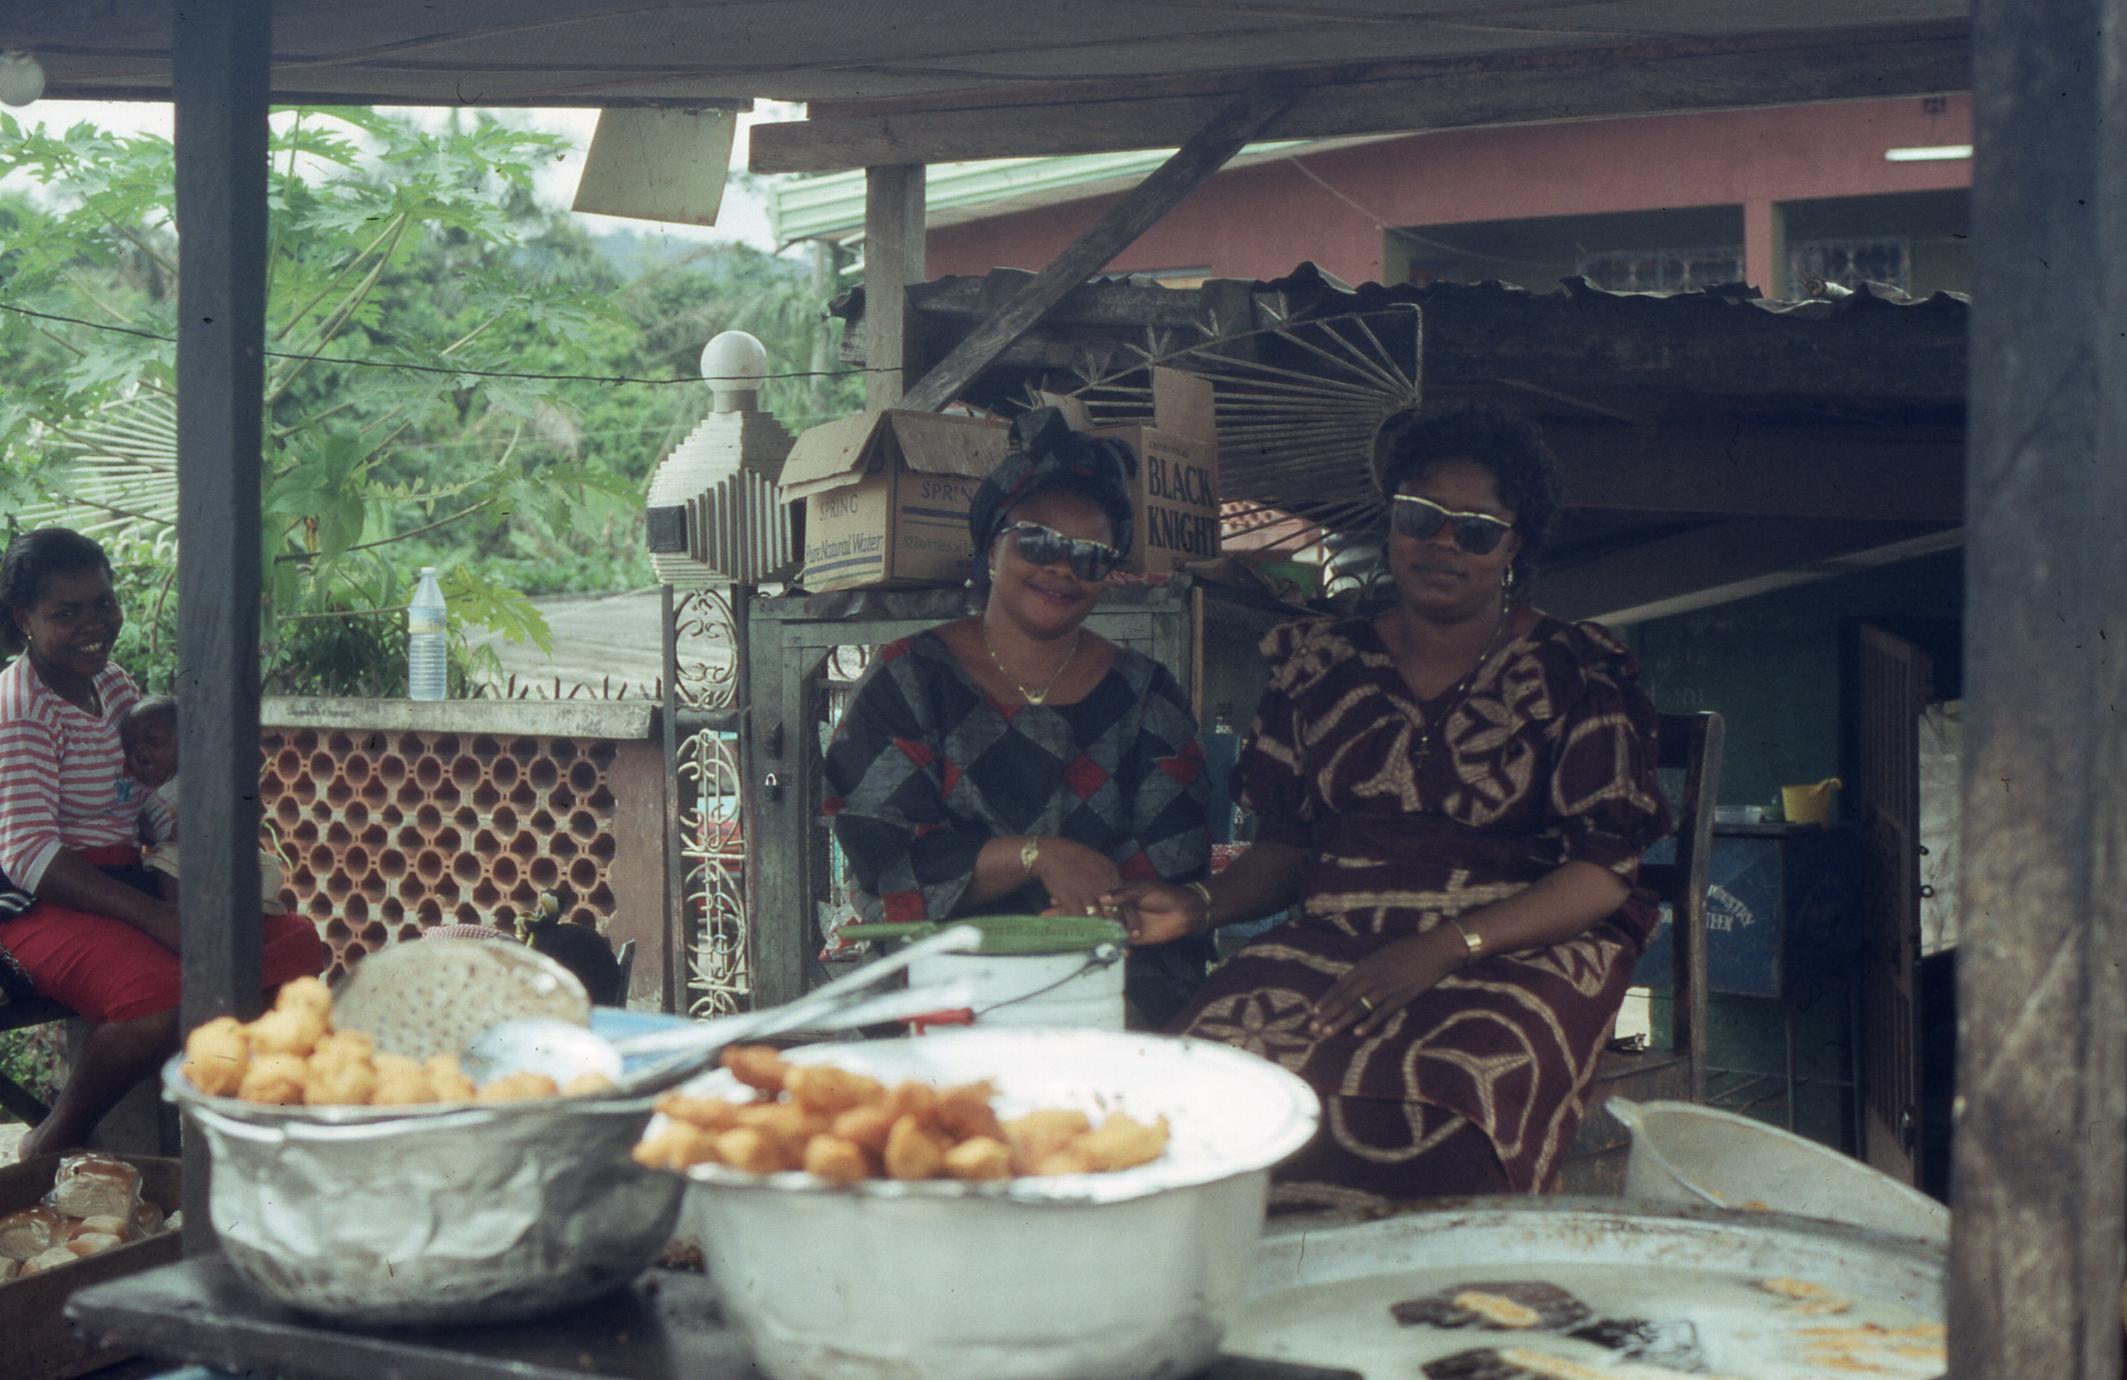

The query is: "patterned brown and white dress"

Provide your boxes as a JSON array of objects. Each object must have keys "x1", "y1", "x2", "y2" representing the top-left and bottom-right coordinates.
[{"x1": 1176, "y1": 613, "x2": 1671, "y2": 1209}]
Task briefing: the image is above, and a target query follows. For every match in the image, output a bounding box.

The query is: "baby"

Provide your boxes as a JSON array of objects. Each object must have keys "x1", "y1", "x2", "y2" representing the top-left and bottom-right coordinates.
[{"x1": 119, "y1": 695, "x2": 287, "y2": 914}]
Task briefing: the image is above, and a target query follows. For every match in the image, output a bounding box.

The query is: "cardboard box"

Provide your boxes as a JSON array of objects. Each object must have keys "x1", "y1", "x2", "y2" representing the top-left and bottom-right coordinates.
[
  {"x1": 1, "y1": 1153, "x2": 182, "y2": 1380},
  {"x1": 779, "y1": 409, "x2": 1011, "y2": 592},
  {"x1": 1045, "y1": 368, "x2": 1221, "y2": 574}
]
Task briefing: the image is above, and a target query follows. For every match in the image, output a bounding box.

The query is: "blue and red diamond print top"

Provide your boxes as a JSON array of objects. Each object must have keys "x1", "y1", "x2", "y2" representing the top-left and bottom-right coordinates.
[{"x1": 824, "y1": 631, "x2": 1210, "y2": 926}]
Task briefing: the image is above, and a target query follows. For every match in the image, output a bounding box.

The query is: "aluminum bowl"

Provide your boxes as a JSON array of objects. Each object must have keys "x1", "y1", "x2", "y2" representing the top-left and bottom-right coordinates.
[
  {"x1": 662, "y1": 1028, "x2": 1320, "y2": 1380},
  {"x1": 162, "y1": 1009, "x2": 688, "y2": 1325}
]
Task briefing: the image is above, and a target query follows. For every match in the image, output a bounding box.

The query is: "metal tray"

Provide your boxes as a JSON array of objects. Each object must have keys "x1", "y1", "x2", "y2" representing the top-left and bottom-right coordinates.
[{"x1": 1233, "y1": 1197, "x2": 1947, "y2": 1379}]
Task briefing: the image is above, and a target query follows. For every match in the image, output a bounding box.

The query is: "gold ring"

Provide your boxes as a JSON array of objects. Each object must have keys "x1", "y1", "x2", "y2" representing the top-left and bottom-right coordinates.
[{"x1": 1357, "y1": 996, "x2": 1376, "y2": 1014}]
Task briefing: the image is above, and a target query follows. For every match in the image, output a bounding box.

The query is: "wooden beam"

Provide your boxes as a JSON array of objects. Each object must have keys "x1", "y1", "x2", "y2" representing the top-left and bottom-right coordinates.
[
  {"x1": 898, "y1": 82, "x2": 1295, "y2": 413},
  {"x1": 1547, "y1": 427, "x2": 1965, "y2": 524},
  {"x1": 752, "y1": 22, "x2": 1969, "y2": 172},
  {"x1": 1542, "y1": 520, "x2": 1958, "y2": 626},
  {"x1": 1951, "y1": 0, "x2": 2127, "y2": 1370},
  {"x1": 173, "y1": 0, "x2": 271, "y2": 1255},
  {"x1": 863, "y1": 272, "x2": 1970, "y2": 407},
  {"x1": 863, "y1": 165, "x2": 926, "y2": 410}
]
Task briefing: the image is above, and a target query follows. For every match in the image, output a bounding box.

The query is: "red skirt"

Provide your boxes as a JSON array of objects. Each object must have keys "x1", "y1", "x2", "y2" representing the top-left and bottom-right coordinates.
[{"x1": 0, "y1": 846, "x2": 326, "y2": 1023}]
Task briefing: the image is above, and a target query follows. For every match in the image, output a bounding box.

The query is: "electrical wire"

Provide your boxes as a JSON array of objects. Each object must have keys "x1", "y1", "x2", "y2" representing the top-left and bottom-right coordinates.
[{"x1": 0, "y1": 300, "x2": 900, "y2": 386}]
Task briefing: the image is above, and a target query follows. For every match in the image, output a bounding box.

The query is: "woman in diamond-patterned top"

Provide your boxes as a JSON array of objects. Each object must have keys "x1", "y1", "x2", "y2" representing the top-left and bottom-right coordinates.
[
  {"x1": 1113, "y1": 407, "x2": 1672, "y2": 1209},
  {"x1": 823, "y1": 409, "x2": 1212, "y2": 1027}
]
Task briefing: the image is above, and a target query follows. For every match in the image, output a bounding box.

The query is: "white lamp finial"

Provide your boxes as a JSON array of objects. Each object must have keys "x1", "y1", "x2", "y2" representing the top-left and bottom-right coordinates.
[
  {"x1": 701, "y1": 331, "x2": 769, "y2": 414},
  {"x1": 0, "y1": 51, "x2": 45, "y2": 108}
]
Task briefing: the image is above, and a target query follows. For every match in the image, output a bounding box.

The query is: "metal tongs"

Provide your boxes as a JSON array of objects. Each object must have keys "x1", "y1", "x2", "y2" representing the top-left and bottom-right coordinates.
[{"x1": 460, "y1": 923, "x2": 984, "y2": 1098}]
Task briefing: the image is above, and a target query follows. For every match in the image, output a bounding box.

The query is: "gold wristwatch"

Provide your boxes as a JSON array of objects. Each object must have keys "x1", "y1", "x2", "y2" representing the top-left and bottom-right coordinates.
[{"x1": 1019, "y1": 837, "x2": 1041, "y2": 877}]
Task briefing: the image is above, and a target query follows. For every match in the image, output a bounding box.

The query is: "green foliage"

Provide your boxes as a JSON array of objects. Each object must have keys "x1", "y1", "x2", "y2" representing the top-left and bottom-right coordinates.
[
  {"x1": 0, "y1": 109, "x2": 856, "y2": 694},
  {"x1": 0, "y1": 1023, "x2": 63, "y2": 1106}
]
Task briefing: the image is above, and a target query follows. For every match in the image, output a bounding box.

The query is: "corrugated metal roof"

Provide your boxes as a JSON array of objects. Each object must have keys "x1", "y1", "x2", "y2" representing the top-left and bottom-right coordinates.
[{"x1": 768, "y1": 140, "x2": 1334, "y2": 246}]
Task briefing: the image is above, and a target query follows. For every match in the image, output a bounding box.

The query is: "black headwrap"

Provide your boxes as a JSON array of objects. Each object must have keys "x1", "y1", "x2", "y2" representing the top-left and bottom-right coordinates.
[{"x1": 967, "y1": 408, "x2": 1138, "y2": 576}]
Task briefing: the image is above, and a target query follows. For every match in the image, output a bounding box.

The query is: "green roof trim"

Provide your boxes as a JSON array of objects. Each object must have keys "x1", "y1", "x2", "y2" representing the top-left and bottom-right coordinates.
[{"x1": 767, "y1": 141, "x2": 1318, "y2": 246}]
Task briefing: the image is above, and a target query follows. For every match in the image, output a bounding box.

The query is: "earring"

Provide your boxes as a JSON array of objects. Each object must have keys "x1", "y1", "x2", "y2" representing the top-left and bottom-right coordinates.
[{"x1": 1502, "y1": 565, "x2": 1518, "y2": 597}]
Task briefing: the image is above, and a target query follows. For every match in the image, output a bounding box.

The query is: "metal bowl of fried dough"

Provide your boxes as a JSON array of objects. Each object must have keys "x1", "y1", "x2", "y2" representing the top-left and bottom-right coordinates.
[{"x1": 656, "y1": 1027, "x2": 1319, "y2": 1380}]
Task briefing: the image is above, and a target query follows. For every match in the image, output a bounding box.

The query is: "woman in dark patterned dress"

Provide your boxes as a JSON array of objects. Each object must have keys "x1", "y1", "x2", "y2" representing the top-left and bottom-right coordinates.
[
  {"x1": 1112, "y1": 406, "x2": 1671, "y2": 1208},
  {"x1": 824, "y1": 409, "x2": 1212, "y2": 1027}
]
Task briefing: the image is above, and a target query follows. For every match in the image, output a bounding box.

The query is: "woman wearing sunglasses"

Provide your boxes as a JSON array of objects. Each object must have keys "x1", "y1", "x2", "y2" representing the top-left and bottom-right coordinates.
[
  {"x1": 823, "y1": 407, "x2": 1213, "y2": 1027},
  {"x1": 1112, "y1": 405, "x2": 1672, "y2": 1209}
]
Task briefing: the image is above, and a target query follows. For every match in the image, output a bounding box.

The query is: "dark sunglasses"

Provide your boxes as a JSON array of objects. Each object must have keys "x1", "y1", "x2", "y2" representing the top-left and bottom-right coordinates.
[
  {"x1": 1391, "y1": 494, "x2": 1516, "y2": 556},
  {"x1": 1000, "y1": 521, "x2": 1122, "y2": 582}
]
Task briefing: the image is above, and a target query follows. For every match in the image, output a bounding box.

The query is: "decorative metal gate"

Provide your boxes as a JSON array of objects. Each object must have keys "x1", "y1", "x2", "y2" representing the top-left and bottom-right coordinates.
[{"x1": 664, "y1": 584, "x2": 752, "y2": 1016}]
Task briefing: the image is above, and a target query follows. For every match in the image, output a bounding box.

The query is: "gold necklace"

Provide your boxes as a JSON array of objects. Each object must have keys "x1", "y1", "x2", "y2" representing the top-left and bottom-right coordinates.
[
  {"x1": 1411, "y1": 603, "x2": 1513, "y2": 761},
  {"x1": 982, "y1": 624, "x2": 1082, "y2": 706}
]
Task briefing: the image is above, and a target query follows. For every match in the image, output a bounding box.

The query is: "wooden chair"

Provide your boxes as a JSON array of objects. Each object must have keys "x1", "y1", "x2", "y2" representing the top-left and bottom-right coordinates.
[
  {"x1": 1559, "y1": 709, "x2": 1725, "y2": 1194},
  {"x1": 0, "y1": 995, "x2": 73, "y2": 1126}
]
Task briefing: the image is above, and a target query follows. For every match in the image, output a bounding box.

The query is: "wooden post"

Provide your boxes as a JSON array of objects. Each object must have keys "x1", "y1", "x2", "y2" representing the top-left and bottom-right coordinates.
[
  {"x1": 1951, "y1": 0, "x2": 2127, "y2": 1373},
  {"x1": 1743, "y1": 198, "x2": 1789, "y2": 301},
  {"x1": 898, "y1": 82, "x2": 1293, "y2": 414},
  {"x1": 862, "y1": 166, "x2": 925, "y2": 410},
  {"x1": 809, "y1": 239, "x2": 837, "y2": 421},
  {"x1": 172, "y1": 0, "x2": 272, "y2": 1254},
  {"x1": 659, "y1": 585, "x2": 686, "y2": 1014}
]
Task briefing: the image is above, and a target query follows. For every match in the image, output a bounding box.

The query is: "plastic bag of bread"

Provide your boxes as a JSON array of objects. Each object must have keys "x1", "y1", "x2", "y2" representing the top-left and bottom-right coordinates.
[
  {"x1": 20, "y1": 1244, "x2": 80, "y2": 1276},
  {"x1": 0, "y1": 1205, "x2": 62, "y2": 1261},
  {"x1": 44, "y1": 1152, "x2": 143, "y2": 1223}
]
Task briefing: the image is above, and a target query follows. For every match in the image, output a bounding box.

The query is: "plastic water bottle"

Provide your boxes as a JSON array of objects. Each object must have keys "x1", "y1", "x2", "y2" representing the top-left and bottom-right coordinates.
[
  {"x1": 1205, "y1": 702, "x2": 1240, "y2": 845},
  {"x1": 407, "y1": 566, "x2": 448, "y2": 701}
]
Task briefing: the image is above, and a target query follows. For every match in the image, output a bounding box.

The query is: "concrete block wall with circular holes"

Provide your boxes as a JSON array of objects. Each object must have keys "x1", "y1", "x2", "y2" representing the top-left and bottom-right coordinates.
[{"x1": 257, "y1": 700, "x2": 673, "y2": 1005}]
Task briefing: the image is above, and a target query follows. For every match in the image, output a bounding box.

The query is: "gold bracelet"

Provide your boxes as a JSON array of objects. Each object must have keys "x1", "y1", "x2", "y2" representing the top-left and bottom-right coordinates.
[
  {"x1": 1445, "y1": 916, "x2": 1484, "y2": 966},
  {"x1": 1185, "y1": 880, "x2": 1214, "y2": 933},
  {"x1": 1019, "y1": 837, "x2": 1041, "y2": 877}
]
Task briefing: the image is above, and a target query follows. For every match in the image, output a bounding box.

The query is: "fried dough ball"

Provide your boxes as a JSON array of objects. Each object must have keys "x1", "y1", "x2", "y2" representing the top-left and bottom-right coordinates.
[
  {"x1": 634, "y1": 1122, "x2": 722, "y2": 1172},
  {"x1": 245, "y1": 1005, "x2": 324, "y2": 1059},
  {"x1": 1079, "y1": 1112, "x2": 1170, "y2": 1172},
  {"x1": 275, "y1": 975, "x2": 333, "y2": 1018},
  {"x1": 943, "y1": 1135, "x2": 1013, "y2": 1182},
  {"x1": 303, "y1": 1052, "x2": 377, "y2": 1107},
  {"x1": 785, "y1": 1064, "x2": 885, "y2": 1117},
  {"x1": 370, "y1": 1054, "x2": 436, "y2": 1106},
  {"x1": 735, "y1": 1101, "x2": 824, "y2": 1158},
  {"x1": 310, "y1": 1029, "x2": 374, "y2": 1064},
  {"x1": 830, "y1": 1103, "x2": 896, "y2": 1156},
  {"x1": 656, "y1": 1093, "x2": 743, "y2": 1133},
  {"x1": 477, "y1": 1072, "x2": 562, "y2": 1103},
  {"x1": 932, "y1": 1081, "x2": 1004, "y2": 1142},
  {"x1": 721, "y1": 1045, "x2": 790, "y2": 1095},
  {"x1": 424, "y1": 1054, "x2": 479, "y2": 1102},
  {"x1": 1003, "y1": 1108, "x2": 1092, "y2": 1172},
  {"x1": 237, "y1": 1053, "x2": 309, "y2": 1105},
  {"x1": 887, "y1": 1079, "x2": 938, "y2": 1124},
  {"x1": 634, "y1": 1061, "x2": 1171, "y2": 1182},
  {"x1": 181, "y1": 1016, "x2": 250, "y2": 1097},
  {"x1": 803, "y1": 1134, "x2": 870, "y2": 1187},
  {"x1": 1031, "y1": 1145, "x2": 1098, "y2": 1176},
  {"x1": 883, "y1": 1114, "x2": 950, "y2": 1181},
  {"x1": 713, "y1": 1127, "x2": 786, "y2": 1176},
  {"x1": 564, "y1": 1072, "x2": 619, "y2": 1097}
]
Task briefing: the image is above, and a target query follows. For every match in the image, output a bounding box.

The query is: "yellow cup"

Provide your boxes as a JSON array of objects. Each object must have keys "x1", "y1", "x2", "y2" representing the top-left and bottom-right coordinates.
[{"x1": 1780, "y1": 777, "x2": 1843, "y2": 826}]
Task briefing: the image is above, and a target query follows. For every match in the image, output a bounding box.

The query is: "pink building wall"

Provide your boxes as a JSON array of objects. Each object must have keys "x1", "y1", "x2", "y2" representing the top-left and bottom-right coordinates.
[{"x1": 927, "y1": 96, "x2": 1973, "y2": 289}]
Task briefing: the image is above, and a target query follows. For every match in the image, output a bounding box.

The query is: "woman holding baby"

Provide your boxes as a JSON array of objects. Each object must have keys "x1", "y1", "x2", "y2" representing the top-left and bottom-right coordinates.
[{"x1": 0, "y1": 527, "x2": 323, "y2": 1156}]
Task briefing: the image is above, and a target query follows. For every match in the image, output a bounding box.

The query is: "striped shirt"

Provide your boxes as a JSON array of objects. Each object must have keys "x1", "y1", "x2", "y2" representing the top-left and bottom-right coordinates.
[{"x1": 0, "y1": 656, "x2": 171, "y2": 891}]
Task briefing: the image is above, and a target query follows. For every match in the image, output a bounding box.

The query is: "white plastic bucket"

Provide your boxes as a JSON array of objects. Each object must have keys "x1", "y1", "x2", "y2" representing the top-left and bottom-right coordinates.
[
  {"x1": 908, "y1": 949, "x2": 1125, "y2": 1029},
  {"x1": 1609, "y1": 1097, "x2": 1949, "y2": 1244}
]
